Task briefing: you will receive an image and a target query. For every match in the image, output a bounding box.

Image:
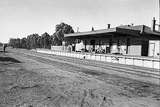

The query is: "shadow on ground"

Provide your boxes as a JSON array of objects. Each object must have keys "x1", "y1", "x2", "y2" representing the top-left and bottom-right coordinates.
[
  {"x1": 0, "y1": 51, "x2": 9, "y2": 53},
  {"x1": 0, "y1": 57, "x2": 21, "y2": 63}
]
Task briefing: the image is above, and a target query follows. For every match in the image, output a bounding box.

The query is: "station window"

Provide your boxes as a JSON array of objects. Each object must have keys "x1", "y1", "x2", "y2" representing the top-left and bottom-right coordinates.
[
  {"x1": 117, "y1": 40, "x2": 120, "y2": 46},
  {"x1": 76, "y1": 39, "x2": 81, "y2": 43},
  {"x1": 127, "y1": 38, "x2": 130, "y2": 46}
]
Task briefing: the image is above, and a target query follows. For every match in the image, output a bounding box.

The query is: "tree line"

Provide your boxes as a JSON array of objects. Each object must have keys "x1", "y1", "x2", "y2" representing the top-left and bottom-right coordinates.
[
  {"x1": 0, "y1": 42, "x2": 3, "y2": 46},
  {"x1": 9, "y1": 22, "x2": 74, "y2": 49}
]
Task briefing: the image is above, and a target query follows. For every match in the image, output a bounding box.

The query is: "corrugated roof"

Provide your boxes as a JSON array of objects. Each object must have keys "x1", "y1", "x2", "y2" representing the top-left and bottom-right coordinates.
[
  {"x1": 64, "y1": 28, "x2": 116, "y2": 37},
  {"x1": 64, "y1": 25, "x2": 160, "y2": 38}
]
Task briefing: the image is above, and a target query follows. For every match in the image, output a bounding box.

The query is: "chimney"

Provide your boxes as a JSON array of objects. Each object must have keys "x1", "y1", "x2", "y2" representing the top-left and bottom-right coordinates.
[
  {"x1": 140, "y1": 25, "x2": 145, "y2": 34},
  {"x1": 91, "y1": 27, "x2": 94, "y2": 31},
  {"x1": 151, "y1": 17, "x2": 156, "y2": 31},
  {"x1": 77, "y1": 27, "x2": 79, "y2": 32},
  {"x1": 131, "y1": 23, "x2": 134, "y2": 26},
  {"x1": 107, "y1": 24, "x2": 111, "y2": 29}
]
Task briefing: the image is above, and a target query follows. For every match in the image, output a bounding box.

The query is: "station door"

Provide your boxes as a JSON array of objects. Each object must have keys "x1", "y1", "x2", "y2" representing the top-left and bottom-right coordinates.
[{"x1": 141, "y1": 40, "x2": 149, "y2": 56}]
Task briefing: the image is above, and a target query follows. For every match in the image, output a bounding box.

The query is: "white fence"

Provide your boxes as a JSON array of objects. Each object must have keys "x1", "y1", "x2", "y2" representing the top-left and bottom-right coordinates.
[{"x1": 36, "y1": 49, "x2": 160, "y2": 69}]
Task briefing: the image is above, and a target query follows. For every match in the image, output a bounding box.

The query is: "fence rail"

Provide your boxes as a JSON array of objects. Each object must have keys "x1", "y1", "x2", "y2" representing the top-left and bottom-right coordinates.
[{"x1": 36, "y1": 49, "x2": 160, "y2": 69}]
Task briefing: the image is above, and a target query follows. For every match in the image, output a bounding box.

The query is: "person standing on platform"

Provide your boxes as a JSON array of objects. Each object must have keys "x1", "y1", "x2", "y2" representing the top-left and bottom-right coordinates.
[{"x1": 3, "y1": 44, "x2": 6, "y2": 52}]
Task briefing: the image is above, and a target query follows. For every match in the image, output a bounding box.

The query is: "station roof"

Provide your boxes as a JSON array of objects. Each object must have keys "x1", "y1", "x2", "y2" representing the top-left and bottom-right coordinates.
[{"x1": 64, "y1": 25, "x2": 160, "y2": 38}]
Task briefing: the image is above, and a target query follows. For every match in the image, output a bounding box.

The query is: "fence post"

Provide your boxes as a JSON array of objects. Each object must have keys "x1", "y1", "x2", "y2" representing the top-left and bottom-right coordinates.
[
  {"x1": 142, "y1": 59, "x2": 144, "y2": 67},
  {"x1": 117, "y1": 56, "x2": 118, "y2": 63},
  {"x1": 111, "y1": 56, "x2": 112, "y2": 63},
  {"x1": 133, "y1": 58, "x2": 134, "y2": 66},
  {"x1": 79, "y1": 52, "x2": 80, "y2": 59},
  {"x1": 76, "y1": 52, "x2": 78, "y2": 58},
  {"x1": 152, "y1": 60, "x2": 154, "y2": 69}
]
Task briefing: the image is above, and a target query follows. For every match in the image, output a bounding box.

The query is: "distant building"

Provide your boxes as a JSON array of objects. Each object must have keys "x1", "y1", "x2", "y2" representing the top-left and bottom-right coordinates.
[{"x1": 64, "y1": 24, "x2": 160, "y2": 57}]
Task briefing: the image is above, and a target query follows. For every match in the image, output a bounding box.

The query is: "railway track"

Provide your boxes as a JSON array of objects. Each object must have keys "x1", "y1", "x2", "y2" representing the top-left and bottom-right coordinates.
[{"x1": 11, "y1": 49, "x2": 160, "y2": 85}]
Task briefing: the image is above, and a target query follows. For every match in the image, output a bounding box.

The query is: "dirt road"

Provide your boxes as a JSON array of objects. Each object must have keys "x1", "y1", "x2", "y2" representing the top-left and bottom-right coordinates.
[{"x1": 0, "y1": 48, "x2": 160, "y2": 107}]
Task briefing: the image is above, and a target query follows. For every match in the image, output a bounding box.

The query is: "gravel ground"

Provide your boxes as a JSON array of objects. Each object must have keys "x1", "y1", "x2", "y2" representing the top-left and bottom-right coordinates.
[{"x1": 0, "y1": 49, "x2": 160, "y2": 107}]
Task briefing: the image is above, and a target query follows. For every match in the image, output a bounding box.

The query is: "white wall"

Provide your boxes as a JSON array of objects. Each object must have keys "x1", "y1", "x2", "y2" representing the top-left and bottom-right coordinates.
[
  {"x1": 51, "y1": 46, "x2": 64, "y2": 51},
  {"x1": 37, "y1": 49, "x2": 160, "y2": 69},
  {"x1": 75, "y1": 42, "x2": 85, "y2": 51},
  {"x1": 128, "y1": 45, "x2": 141, "y2": 56}
]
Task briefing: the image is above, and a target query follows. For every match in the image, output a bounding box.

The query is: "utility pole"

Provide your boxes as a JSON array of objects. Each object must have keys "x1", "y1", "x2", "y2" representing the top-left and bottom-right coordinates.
[
  {"x1": 159, "y1": 0, "x2": 160, "y2": 86},
  {"x1": 159, "y1": 0, "x2": 160, "y2": 30}
]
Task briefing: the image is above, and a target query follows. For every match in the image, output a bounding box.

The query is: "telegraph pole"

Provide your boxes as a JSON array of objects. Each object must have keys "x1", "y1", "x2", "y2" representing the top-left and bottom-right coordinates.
[
  {"x1": 159, "y1": 0, "x2": 160, "y2": 86},
  {"x1": 159, "y1": 0, "x2": 160, "y2": 30}
]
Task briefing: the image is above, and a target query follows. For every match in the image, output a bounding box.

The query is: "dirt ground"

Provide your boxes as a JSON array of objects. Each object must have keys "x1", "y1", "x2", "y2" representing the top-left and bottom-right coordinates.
[{"x1": 0, "y1": 48, "x2": 160, "y2": 107}]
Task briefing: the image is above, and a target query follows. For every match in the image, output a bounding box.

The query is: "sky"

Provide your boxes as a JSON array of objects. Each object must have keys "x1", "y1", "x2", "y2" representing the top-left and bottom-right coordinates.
[{"x1": 0, "y1": 0, "x2": 159, "y2": 43}]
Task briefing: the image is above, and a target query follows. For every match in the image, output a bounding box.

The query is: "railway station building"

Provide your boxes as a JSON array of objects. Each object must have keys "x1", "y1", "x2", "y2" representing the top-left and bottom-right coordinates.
[{"x1": 64, "y1": 20, "x2": 160, "y2": 57}]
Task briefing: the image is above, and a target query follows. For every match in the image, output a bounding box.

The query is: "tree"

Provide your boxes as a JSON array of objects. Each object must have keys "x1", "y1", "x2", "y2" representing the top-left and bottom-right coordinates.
[
  {"x1": 30, "y1": 34, "x2": 39, "y2": 49},
  {"x1": 37, "y1": 36, "x2": 42, "y2": 48},
  {"x1": 20, "y1": 37, "x2": 27, "y2": 48},
  {"x1": 26, "y1": 33, "x2": 40, "y2": 49},
  {"x1": 52, "y1": 22, "x2": 74, "y2": 46},
  {"x1": 8, "y1": 22, "x2": 74, "y2": 49},
  {"x1": 41, "y1": 32, "x2": 51, "y2": 49},
  {"x1": 0, "y1": 42, "x2": 2, "y2": 47},
  {"x1": 15, "y1": 38, "x2": 21, "y2": 48},
  {"x1": 51, "y1": 34, "x2": 61, "y2": 46},
  {"x1": 9, "y1": 38, "x2": 21, "y2": 48},
  {"x1": 26, "y1": 35, "x2": 31, "y2": 49},
  {"x1": 9, "y1": 38, "x2": 16, "y2": 48}
]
